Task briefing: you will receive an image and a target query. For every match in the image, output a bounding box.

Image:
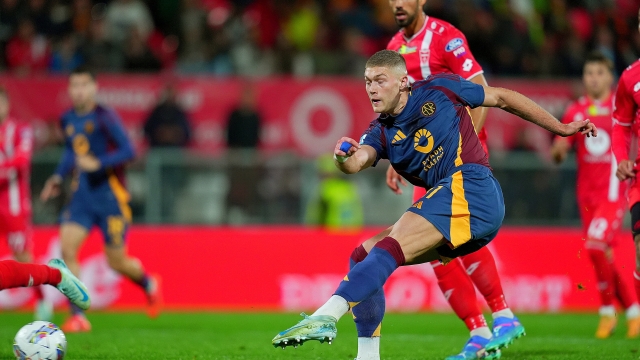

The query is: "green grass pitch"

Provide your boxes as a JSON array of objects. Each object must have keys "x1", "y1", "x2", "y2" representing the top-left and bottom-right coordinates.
[{"x1": 1, "y1": 312, "x2": 638, "y2": 359}]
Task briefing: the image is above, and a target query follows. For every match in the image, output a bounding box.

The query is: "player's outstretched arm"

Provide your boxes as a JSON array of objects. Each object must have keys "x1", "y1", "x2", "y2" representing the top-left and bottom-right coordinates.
[
  {"x1": 333, "y1": 137, "x2": 377, "y2": 174},
  {"x1": 482, "y1": 85, "x2": 597, "y2": 138}
]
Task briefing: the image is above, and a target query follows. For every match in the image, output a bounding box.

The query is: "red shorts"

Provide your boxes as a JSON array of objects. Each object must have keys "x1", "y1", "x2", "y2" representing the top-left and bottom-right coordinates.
[
  {"x1": 0, "y1": 211, "x2": 32, "y2": 254},
  {"x1": 578, "y1": 199, "x2": 625, "y2": 248}
]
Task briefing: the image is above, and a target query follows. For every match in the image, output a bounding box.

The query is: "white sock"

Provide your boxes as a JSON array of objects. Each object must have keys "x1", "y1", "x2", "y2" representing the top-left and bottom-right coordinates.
[
  {"x1": 492, "y1": 308, "x2": 514, "y2": 319},
  {"x1": 312, "y1": 295, "x2": 349, "y2": 320},
  {"x1": 627, "y1": 304, "x2": 640, "y2": 319},
  {"x1": 599, "y1": 305, "x2": 616, "y2": 317},
  {"x1": 470, "y1": 326, "x2": 492, "y2": 339},
  {"x1": 356, "y1": 337, "x2": 380, "y2": 360}
]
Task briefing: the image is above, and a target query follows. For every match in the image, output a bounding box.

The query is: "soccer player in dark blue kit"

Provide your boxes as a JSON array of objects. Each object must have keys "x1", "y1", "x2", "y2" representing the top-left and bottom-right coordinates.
[
  {"x1": 40, "y1": 66, "x2": 161, "y2": 332},
  {"x1": 272, "y1": 50, "x2": 597, "y2": 357}
]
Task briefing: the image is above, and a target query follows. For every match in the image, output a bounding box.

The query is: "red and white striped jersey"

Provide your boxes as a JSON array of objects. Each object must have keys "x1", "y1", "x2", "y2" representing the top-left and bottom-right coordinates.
[
  {"x1": 561, "y1": 94, "x2": 625, "y2": 205},
  {"x1": 0, "y1": 117, "x2": 33, "y2": 217},
  {"x1": 386, "y1": 16, "x2": 488, "y2": 151},
  {"x1": 612, "y1": 59, "x2": 640, "y2": 165}
]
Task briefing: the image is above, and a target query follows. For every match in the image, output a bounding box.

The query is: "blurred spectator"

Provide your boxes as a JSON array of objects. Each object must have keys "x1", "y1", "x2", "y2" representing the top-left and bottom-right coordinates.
[
  {"x1": 81, "y1": 18, "x2": 124, "y2": 72},
  {"x1": 304, "y1": 154, "x2": 363, "y2": 230},
  {"x1": 122, "y1": 27, "x2": 162, "y2": 72},
  {"x1": 70, "y1": 0, "x2": 92, "y2": 36},
  {"x1": 144, "y1": 84, "x2": 192, "y2": 147},
  {"x1": 49, "y1": 34, "x2": 83, "y2": 73},
  {"x1": 105, "y1": 0, "x2": 154, "y2": 45},
  {"x1": 6, "y1": 18, "x2": 49, "y2": 74},
  {"x1": 226, "y1": 84, "x2": 261, "y2": 149}
]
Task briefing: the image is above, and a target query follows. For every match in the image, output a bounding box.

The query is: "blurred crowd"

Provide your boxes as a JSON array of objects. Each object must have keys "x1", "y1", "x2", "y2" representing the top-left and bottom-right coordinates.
[{"x1": 0, "y1": 0, "x2": 638, "y2": 77}]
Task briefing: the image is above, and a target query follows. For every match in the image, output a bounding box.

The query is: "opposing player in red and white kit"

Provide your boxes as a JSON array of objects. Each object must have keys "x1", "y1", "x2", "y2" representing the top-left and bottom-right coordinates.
[
  {"x1": 552, "y1": 52, "x2": 640, "y2": 339},
  {"x1": 0, "y1": 88, "x2": 53, "y2": 320},
  {"x1": 348, "y1": 1, "x2": 522, "y2": 359},
  {"x1": 612, "y1": 5, "x2": 640, "y2": 339}
]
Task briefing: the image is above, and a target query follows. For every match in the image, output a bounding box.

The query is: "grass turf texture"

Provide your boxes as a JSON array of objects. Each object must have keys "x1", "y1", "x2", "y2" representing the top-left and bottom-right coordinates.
[{"x1": 0, "y1": 312, "x2": 638, "y2": 359}]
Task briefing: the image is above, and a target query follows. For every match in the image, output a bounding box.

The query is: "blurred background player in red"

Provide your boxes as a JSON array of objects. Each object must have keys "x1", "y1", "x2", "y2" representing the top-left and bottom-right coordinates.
[
  {"x1": 40, "y1": 66, "x2": 161, "y2": 332},
  {"x1": 613, "y1": 5, "x2": 640, "y2": 341},
  {"x1": 350, "y1": 1, "x2": 523, "y2": 359},
  {"x1": 0, "y1": 87, "x2": 53, "y2": 321},
  {"x1": 552, "y1": 52, "x2": 640, "y2": 339}
]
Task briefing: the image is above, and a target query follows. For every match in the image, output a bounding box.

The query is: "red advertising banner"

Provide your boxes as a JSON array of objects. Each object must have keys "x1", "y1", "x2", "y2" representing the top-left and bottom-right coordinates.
[
  {"x1": 0, "y1": 226, "x2": 633, "y2": 312},
  {"x1": 0, "y1": 76, "x2": 576, "y2": 157}
]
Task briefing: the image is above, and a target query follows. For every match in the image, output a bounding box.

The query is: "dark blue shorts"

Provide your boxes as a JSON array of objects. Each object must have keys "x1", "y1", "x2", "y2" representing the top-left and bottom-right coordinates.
[
  {"x1": 407, "y1": 164, "x2": 505, "y2": 261},
  {"x1": 60, "y1": 187, "x2": 131, "y2": 247}
]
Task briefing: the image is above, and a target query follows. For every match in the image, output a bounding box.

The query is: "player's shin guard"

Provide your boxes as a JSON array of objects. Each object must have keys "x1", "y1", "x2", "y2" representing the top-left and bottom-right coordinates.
[
  {"x1": 460, "y1": 247, "x2": 510, "y2": 314},
  {"x1": 587, "y1": 247, "x2": 615, "y2": 306},
  {"x1": 335, "y1": 237, "x2": 405, "y2": 305},
  {"x1": 432, "y1": 260, "x2": 488, "y2": 332},
  {"x1": 350, "y1": 245, "x2": 385, "y2": 338},
  {"x1": 0, "y1": 260, "x2": 61, "y2": 289}
]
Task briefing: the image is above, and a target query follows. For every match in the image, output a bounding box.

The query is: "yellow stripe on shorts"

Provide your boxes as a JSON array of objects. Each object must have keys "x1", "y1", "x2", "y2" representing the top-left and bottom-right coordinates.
[{"x1": 450, "y1": 170, "x2": 471, "y2": 247}]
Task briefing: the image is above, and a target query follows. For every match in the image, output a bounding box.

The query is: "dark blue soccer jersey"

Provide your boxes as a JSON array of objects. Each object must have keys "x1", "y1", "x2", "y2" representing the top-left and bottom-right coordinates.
[
  {"x1": 360, "y1": 74, "x2": 490, "y2": 189},
  {"x1": 54, "y1": 104, "x2": 134, "y2": 194}
]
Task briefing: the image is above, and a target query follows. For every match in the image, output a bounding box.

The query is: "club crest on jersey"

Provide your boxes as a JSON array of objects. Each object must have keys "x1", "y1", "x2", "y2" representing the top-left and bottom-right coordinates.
[
  {"x1": 421, "y1": 102, "x2": 436, "y2": 117},
  {"x1": 445, "y1": 38, "x2": 464, "y2": 52},
  {"x1": 419, "y1": 49, "x2": 430, "y2": 65},
  {"x1": 398, "y1": 45, "x2": 417, "y2": 54},
  {"x1": 414, "y1": 129, "x2": 434, "y2": 154}
]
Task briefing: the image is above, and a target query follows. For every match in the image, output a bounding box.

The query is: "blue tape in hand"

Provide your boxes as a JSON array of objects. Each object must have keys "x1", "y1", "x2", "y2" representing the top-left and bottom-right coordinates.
[{"x1": 339, "y1": 142, "x2": 353, "y2": 154}]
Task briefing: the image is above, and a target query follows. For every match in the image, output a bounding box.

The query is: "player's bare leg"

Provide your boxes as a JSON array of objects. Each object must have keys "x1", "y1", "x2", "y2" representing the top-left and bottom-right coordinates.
[
  {"x1": 273, "y1": 213, "x2": 445, "y2": 348},
  {"x1": 59, "y1": 222, "x2": 91, "y2": 332},
  {"x1": 105, "y1": 245, "x2": 161, "y2": 318}
]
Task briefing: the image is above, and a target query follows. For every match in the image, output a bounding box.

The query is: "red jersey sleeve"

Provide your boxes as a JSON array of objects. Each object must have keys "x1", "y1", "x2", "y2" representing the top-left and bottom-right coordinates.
[
  {"x1": 612, "y1": 76, "x2": 636, "y2": 162},
  {"x1": 0, "y1": 124, "x2": 32, "y2": 170},
  {"x1": 439, "y1": 28, "x2": 483, "y2": 80}
]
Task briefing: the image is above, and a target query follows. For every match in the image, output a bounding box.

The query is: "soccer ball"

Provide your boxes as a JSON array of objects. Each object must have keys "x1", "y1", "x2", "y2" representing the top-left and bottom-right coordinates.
[{"x1": 13, "y1": 321, "x2": 66, "y2": 360}]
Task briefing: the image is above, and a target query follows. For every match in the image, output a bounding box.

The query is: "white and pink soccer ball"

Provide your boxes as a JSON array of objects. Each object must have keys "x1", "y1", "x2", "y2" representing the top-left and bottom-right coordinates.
[{"x1": 13, "y1": 321, "x2": 67, "y2": 360}]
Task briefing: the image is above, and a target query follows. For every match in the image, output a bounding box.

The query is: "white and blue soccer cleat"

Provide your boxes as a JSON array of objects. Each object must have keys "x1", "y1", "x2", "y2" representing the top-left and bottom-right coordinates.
[
  {"x1": 485, "y1": 316, "x2": 525, "y2": 356},
  {"x1": 272, "y1": 313, "x2": 337, "y2": 349},
  {"x1": 445, "y1": 335, "x2": 499, "y2": 360},
  {"x1": 47, "y1": 259, "x2": 91, "y2": 311}
]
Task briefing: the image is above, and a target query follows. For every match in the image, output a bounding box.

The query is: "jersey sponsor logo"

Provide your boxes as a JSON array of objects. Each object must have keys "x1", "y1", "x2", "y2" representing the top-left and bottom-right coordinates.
[
  {"x1": 584, "y1": 129, "x2": 610, "y2": 157},
  {"x1": 84, "y1": 120, "x2": 95, "y2": 134},
  {"x1": 414, "y1": 129, "x2": 434, "y2": 153},
  {"x1": 421, "y1": 102, "x2": 436, "y2": 117},
  {"x1": 72, "y1": 134, "x2": 90, "y2": 155},
  {"x1": 392, "y1": 130, "x2": 407, "y2": 144},
  {"x1": 398, "y1": 44, "x2": 417, "y2": 54},
  {"x1": 453, "y1": 47, "x2": 466, "y2": 58},
  {"x1": 634, "y1": 82, "x2": 640, "y2": 92},
  {"x1": 445, "y1": 38, "x2": 464, "y2": 52}
]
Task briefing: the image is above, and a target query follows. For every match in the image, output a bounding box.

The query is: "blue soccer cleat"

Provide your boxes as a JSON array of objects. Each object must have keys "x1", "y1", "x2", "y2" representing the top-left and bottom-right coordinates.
[
  {"x1": 445, "y1": 335, "x2": 499, "y2": 360},
  {"x1": 47, "y1": 259, "x2": 91, "y2": 311},
  {"x1": 485, "y1": 316, "x2": 526, "y2": 355},
  {"x1": 272, "y1": 313, "x2": 337, "y2": 349}
]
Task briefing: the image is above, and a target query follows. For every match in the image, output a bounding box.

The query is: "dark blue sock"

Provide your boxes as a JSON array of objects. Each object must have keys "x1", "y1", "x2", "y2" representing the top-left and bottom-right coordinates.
[
  {"x1": 335, "y1": 237, "x2": 404, "y2": 304},
  {"x1": 69, "y1": 301, "x2": 84, "y2": 316},
  {"x1": 350, "y1": 255, "x2": 386, "y2": 337},
  {"x1": 136, "y1": 274, "x2": 150, "y2": 292}
]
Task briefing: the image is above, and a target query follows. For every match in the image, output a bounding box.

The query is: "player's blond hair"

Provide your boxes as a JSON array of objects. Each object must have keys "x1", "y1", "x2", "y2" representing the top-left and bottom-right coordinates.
[{"x1": 365, "y1": 50, "x2": 407, "y2": 76}]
